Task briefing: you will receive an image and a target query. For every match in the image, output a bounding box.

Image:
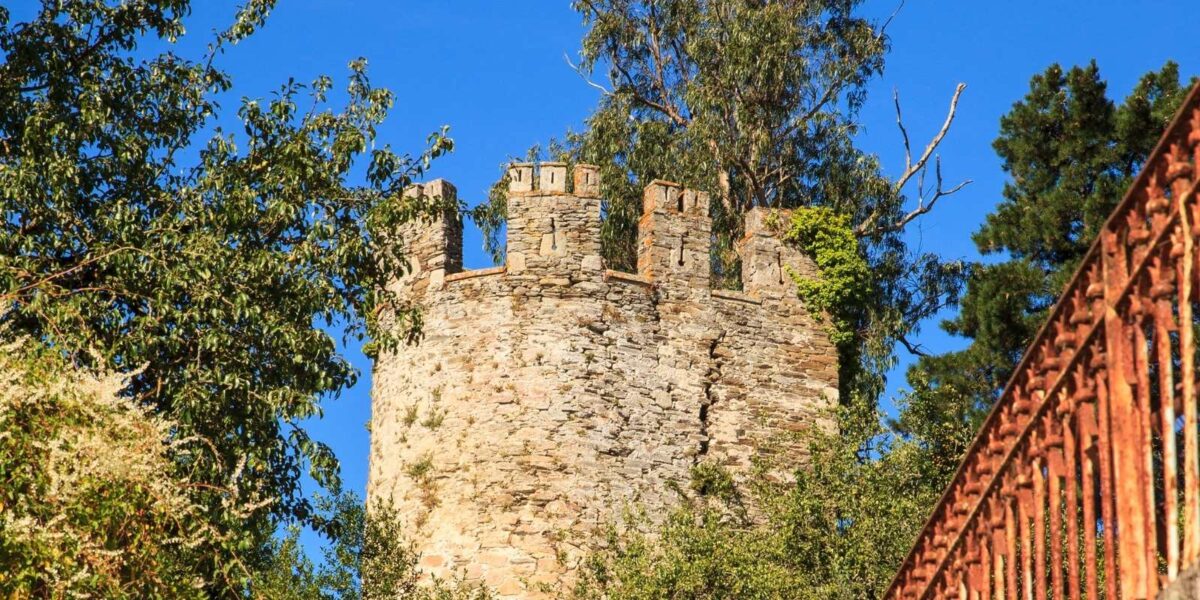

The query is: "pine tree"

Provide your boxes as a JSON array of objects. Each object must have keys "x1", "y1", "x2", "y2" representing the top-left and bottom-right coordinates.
[{"x1": 898, "y1": 61, "x2": 1192, "y2": 480}]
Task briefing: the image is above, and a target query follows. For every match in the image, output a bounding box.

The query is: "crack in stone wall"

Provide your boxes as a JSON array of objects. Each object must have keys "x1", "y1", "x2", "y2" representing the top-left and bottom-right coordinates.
[{"x1": 696, "y1": 330, "x2": 727, "y2": 461}]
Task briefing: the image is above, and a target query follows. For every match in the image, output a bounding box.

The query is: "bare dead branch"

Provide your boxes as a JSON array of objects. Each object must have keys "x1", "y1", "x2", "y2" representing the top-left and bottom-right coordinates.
[
  {"x1": 898, "y1": 334, "x2": 929, "y2": 357},
  {"x1": 564, "y1": 52, "x2": 612, "y2": 96},
  {"x1": 856, "y1": 83, "x2": 970, "y2": 237},
  {"x1": 891, "y1": 156, "x2": 972, "y2": 233},
  {"x1": 881, "y1": 0, "x2": 906, "y2": 34},
  {"x1": 894, "y1": 83, "x2": 966, "y2": 192},
  {"x1": 894, "y1": 88, "x2": 912, "y2": 172}
]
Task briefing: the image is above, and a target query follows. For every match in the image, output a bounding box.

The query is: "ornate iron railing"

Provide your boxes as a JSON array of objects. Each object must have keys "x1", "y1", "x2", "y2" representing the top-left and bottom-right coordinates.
[{"x1": 887, "y1": 83, "x2": 1200, "y2": 599}]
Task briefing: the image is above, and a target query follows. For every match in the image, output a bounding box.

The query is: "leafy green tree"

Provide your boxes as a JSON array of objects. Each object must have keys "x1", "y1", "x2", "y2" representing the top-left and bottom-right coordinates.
[
  {"x1": 897, "y1": 61, "x2": 1192, "y2": 479},
  {"x1": 473, "y1": 0, "x2": 967, "y2": 404},
  {"x1": 574, "y1": 407, "x2": 939, "y2": 600},
  {"x1": 0, "y1": 0, "x2": 452, "y2": 587},
  {"x1": 253, "y1": 493, "x2": 491, "y2": 600}
]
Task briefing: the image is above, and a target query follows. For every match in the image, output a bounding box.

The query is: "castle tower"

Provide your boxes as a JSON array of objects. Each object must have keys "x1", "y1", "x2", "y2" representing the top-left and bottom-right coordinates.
[{"x1": 368, "y1": 165, "x2": 838, "y2": 598}]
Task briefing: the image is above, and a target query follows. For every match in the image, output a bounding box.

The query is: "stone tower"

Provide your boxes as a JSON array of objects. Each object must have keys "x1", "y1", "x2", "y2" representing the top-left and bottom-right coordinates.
[{"x1": 367, "y1": 163, "x2": 838, "y2": 598}]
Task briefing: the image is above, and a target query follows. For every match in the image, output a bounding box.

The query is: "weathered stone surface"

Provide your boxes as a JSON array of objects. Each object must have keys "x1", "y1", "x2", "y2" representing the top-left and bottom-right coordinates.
[
  {"x1": 1159, "y1": 566, "x2": 1200, "y2": 599},
  {"x1": 369, "y1": 165, "x2": 838, "y2": 598}
]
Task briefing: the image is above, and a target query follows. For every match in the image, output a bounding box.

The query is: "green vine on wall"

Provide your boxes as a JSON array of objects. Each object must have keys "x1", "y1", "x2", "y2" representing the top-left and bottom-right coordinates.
[{"x1": 779, "y1": 207, "x2": 871, "y2": 353}]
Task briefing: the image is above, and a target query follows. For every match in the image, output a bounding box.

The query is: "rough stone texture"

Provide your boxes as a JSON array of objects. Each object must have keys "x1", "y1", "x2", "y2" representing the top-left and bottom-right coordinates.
[
  {"x1": 1159, "y1": 566, "x2": 1200, "y2": 599},
  {"x1": 368, "y1": 164, "x2": 838, "y2": 598}
]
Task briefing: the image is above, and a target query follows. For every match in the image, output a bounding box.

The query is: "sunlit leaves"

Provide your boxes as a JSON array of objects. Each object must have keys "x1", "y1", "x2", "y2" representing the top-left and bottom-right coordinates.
[{"x1": 0, "y1": 2, "x2": 453, "y2": 589}]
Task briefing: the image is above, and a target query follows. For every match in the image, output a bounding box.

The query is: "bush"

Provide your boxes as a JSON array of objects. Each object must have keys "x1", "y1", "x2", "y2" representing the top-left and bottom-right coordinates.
[{"x1": 0, "y1": 338, "x2": 270, "y2": 598}]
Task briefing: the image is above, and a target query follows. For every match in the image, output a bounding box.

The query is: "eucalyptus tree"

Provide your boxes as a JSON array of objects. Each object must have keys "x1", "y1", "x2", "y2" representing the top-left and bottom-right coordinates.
[{"x1": 0, "y1": 0, "x2": 452, "y2": 587}]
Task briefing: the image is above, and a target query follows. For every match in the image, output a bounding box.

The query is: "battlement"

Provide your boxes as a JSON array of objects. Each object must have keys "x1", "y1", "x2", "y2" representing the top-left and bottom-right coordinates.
[
  {"x1": 397, "y1": 163, "x2": 798, "y2": 300},
  {"x1": 371, "y1": 163, "x2": 838, "y2": 599},
  {"x1": 505, "y1": 162, "x2": 600, "y2": 196}
]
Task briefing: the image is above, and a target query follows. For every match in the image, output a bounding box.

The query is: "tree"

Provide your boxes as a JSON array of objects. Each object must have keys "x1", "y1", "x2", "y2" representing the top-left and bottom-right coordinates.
[
  {"x1": 472, "y1": 0, "x2": 966, "y2": 404},
  {"x1": 0, "y1": 335, "x2": 487, "y2": 599},
  {"x1": 896, "y1": 61, "x2": 1192, "y2": 479},
  {"x1": 0, "y1": 0, "x2": 452, "y2": 588},
  {"x1": 0, "y1": 336, "x2": 258, "y2": 598}
]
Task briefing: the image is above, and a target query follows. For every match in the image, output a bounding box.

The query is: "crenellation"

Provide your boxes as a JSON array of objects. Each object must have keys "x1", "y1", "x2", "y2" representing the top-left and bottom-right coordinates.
[
  {"x1": 504, "y1": 163, "x2": 602, "y2": 280},
  {"x1": 572, "y1": 164, "x2": 600, "y2": 197},
  {"x1": 508, "y1": 162, "x2": 535, "y2": 193},
  {"x1": 372, "y1": 166, "x2": 837, "y2": 599},
  {"x1": 740, "y1": 207, "x2": 815, "y2": 298},
  {"x1": 637, "y1": 180, "x2": 711, "y2": 296},
  {"x1": 394, "y1": 179, "x2": 463, "y2": 293},
  {"x1": 538, "y1": 162, "x2": 568, "y2": 193}
]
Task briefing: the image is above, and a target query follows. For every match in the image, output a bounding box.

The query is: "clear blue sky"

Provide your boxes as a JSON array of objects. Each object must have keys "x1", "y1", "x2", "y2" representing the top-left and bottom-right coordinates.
[{"x1": 32, "y1": 0, "x2": 1200, "y2": 551}]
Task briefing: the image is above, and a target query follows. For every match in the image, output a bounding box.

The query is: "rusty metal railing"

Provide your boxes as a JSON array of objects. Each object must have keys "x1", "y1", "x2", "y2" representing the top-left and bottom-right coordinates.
[{"x1": 886, "y1": 83, "x2": 1200, "y2": 600}]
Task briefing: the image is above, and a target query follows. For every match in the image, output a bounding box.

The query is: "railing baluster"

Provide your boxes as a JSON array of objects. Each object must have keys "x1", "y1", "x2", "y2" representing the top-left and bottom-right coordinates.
[
  {"x1": 1007, "y1": 495, "x2": 1020, "y2": 598},
  {"x1": 1080, "y1": 401, "x2": 1100, "y2": 600},
  {"x1": 1133, "y1": 295, "x2": 1161, "y2": 595},
  {"x1": 1047, "y1": 411, "x2": 1066, "y2": 599},
  {"x1": 1033, "y1": 450, "x2": 1048, "y2": 600},
  {"x1": 1018, "y1": 480, "x2": 1034, "y2": 600},
  {"x1": 1151, "y1": 247, "x2": 1181, "y2": 581},
  {"x1": 1065, "y1": 402, "x2": 1082, "y2": 599},
  {"x1": 994, "y1": 506, "x2": 1008, "y2": 600}
]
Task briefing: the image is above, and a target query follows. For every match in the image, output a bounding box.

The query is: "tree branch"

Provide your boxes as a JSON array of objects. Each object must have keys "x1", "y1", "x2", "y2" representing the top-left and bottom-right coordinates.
[
  {"x1": 564, "y1": 52, "x2": 612, "y2": 96},
  {"x1": 897, "y1": 334, "x2": 930, "y2": 357},
  {"x1": 893, "y1": 83, "x2": 965, "y2": 192},
  {"x1": 856, "y1": 83, "x2": 970, "y2": 237}
]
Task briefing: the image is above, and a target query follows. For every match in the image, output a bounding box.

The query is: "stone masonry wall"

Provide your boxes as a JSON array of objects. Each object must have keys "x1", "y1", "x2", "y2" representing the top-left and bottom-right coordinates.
[{"x1": 367, "y1": 164, "x2": 838, "y2": 598}]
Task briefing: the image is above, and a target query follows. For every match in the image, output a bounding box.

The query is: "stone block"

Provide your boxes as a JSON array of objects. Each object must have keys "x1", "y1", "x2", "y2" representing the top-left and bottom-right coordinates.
[
  {"x1": 539, "y1": 162, "x2": 567, "y2": 193},
  {"x1": 509, "y1": 163, "x2": 534, "y2": 193}
]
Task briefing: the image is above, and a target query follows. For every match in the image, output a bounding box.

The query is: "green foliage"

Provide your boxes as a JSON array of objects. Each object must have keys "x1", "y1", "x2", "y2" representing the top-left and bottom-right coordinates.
[
  {"x1": 0, "y1": 0, "x2": 453, "y2": 582},
  {"x1": 403, "y1": 403, "x2": 421, "y2": 427},
  {"x1": 0, "y1": 336, "x2": 266, "y2": 598},
  {"x1": 783, "y1": 207, "x2": 871, "y2": 350},
  {"x1": 406, "y1": 453, "x2": 436, "y2": 481},
  {"x1": 0, "y1": 336, "x2": 486, "y2": 599},
  {"x1": 252, "y1": 493, "x2": 492, "y2": 600},
  {"x1": 898, "y1": 61, "x2": 1193, "y2": 482},
  {"x1": 688, "y1": 463, "x2": 739, "y2": 504},
  {"x1": 575, "y1": 406, "x2": 940, "y2": 599},
  {"x1": 421, "y1": 406, "x2": 447, "y2": 429},
  {"x1": 575, "y1": 507, "x2": 805, "y2": 600},
  {"x1": 475, "y1": 1, "x2": 964, "y2": 407}
]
